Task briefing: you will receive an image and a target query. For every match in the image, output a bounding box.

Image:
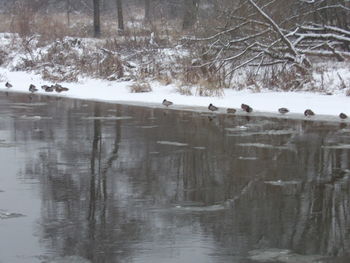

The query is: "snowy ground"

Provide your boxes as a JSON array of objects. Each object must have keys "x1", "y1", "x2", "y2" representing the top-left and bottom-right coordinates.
[{"x1": 1, "y1": 67, "x2": 349, "y2": 122}]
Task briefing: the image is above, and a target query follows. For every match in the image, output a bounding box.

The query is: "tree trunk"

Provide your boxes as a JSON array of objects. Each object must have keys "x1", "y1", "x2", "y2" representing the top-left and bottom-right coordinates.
[
  {"x1": 116, "y1": 0, "x2": 124, "y2": 32},
  {"x1": 66, "y1": 0, "x2": 70, "y2": 26},
  {"x1": 144, "y1": 0, "x2": 150, "y2": 22},
  {"x1": 93, "y1": 0, "x2": 101, "y2": 37},
  {"x1": 182, "y1": 0, "x2": 199, "y2": 30}
]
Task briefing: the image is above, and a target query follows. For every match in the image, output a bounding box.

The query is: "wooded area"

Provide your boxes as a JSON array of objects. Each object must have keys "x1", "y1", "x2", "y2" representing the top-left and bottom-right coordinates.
[{"x1": 0, "y1": 0, "x2": 349, "y2": 90}]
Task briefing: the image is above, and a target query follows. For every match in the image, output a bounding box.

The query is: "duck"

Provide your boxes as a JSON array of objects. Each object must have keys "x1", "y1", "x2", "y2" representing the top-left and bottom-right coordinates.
[
  {"x1": 208, "y1": 103, "x2": 218, "y2": 112},
  {"x1": 43, "y1": 85, "x2": 55, "y2": 92},
  {"x1": 227, "y1": 108, "x2": 236, "y2": 114},
  {"x1": 162, "y1": 99, "x2": 173, "y2": 107},
  {"x1": 29, "y1": 84, "x2": 38, "y2": 93},
  {"x1": 278, "y1": 107, "x2": 289, "y2": 114},
  {"x1": 5, "y1": 82, "x2": 12, "y2": 88},
  {"x1": 55, "y1": 85, "x2": 69, "y2": 93},
  {"x1": 339, "y1": 113, "x2": 347, "y2": 119},
  {"x1": 304, "y1": 109, "x2": 315, "y2": 117},
  {"x1": 241, "y1": 103, "x2": 253, "y2": 113}
]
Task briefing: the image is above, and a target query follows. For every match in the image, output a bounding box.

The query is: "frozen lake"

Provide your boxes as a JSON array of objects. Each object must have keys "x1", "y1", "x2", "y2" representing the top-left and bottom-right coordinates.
[{"x1": 0, "y1": 92, "x2": 349, "y2": 263}]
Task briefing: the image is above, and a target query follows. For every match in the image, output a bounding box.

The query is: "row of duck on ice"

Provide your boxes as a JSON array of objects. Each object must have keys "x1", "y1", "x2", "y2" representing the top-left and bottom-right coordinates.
[
  {"x1": 5, "y1": 82, "x2": 69, "y2": 93},
  {"x1": 3, "y1": 82, "x2": 347, "y2": 120},
  {"x1": 162, "y1": 99, "x2": 348, "y2": 120}
]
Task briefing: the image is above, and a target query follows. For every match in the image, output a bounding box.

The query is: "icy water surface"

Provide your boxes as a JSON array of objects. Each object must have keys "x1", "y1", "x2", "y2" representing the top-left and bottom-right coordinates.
[{"x1": 0, "y1": 92, "x2": 350, "y2": 263}]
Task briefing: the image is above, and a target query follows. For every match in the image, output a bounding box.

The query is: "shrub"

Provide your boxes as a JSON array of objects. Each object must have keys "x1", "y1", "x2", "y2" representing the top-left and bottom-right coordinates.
[
  {"x1": 175, "y1": 85, "x2": 192, "y2": 96},
  {"x1": 129, "y1": 82, "x2": 152, "y2": 93}
]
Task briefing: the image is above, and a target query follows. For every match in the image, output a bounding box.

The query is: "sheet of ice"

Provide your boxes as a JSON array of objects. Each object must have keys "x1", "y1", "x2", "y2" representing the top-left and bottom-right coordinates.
[
  {"x1": 1, "y1": 68, "x2": 349, "y2": 120},
  {"x1": 193, "y1": 146, "x2": 206, "y2": 150},
  {"x1": 139, "y1": 125, "x2": 158, "y2": 129},
  {"x1": 19, "y1": 115, "x2": 52, "y2": 120},
  {"x1": 264, "y1": 180, "x2": 301, "y2": 186},
  {"x1": 237, "y1": 143, "x2": 290, "y2": 150},
  {"x1": 238, "y1": 156, "x2": 258, "y2": 160},
  {"x1": 0, "y1": 209, "x2": 25, "y2": 219},
  {"x1": 156, "y1": 141, "x2": 188, "y2": 146},
  {"x1": 82, "y1": 116, "x2": 133, "y2": 120},
  {"x1": 43, "y1": 256, "x2": 91, "y2": 263},
  {"x1": 322, "y1": 144, "x2": 350, "y2": 149},
  {"x1": 0, "y1": 141, "x2": 17, "y2": 148},
  {"x1": 11, "y1": 102, "x2": 47, "y2": 107},
  {"x1": 173, "y1": 204, "x2": 225, "y2": 212},
  {"x1": 248, "y1": 248, "x2": 325, "y2": 263},
  {"x1": 227, "y1": 129, "x2": 296, "y2": 136},
  {"x1": 225, "y1": 126, "x2": 249, "y2": 132}
]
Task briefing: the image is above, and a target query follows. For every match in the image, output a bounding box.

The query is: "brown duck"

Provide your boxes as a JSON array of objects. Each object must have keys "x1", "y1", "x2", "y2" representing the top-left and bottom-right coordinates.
[
  {"x1": 241, "y1": 103, "x2": 253, "y2": 113},
  {"x1": 304, "y1": 109, "x2": 315, "y2": 117}
]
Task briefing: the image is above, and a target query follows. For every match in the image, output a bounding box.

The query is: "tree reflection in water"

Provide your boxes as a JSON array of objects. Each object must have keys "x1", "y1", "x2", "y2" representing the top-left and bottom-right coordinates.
[{"x1": 4, "y1": 93, "x2": 350, "y2": 262}]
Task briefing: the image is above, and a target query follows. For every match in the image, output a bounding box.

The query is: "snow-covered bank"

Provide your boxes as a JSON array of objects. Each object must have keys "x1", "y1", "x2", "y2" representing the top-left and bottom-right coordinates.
[{"x1": 1, "y1": 68, "x2": 349, "y2": 122}]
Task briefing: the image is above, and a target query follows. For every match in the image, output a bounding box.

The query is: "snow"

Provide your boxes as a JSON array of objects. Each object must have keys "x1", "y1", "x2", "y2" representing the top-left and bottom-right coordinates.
[{"x1": 0, "y1": 67, "x2": 349, "y2": 122}]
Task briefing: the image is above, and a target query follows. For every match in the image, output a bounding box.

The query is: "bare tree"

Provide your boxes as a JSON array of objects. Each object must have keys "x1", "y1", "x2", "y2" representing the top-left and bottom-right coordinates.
[
  {"x1": 182, "y1": 0, "x2": 199, "y2": 30},
  {"x1": 116, "y1": 0, "x2": 124, "y2": 32},
  {"x1": 66, "y1": 0, "x2": 71, "y2": 26},
  {"x1": 93, "y1": 0, "x2": 101, "y2": 37},
  {"x1": 184, "y1": 0, "x2": 350, "y2": 88},
  {"x1": 144, "y1": 0, "x2": 150, "y2": 22}
]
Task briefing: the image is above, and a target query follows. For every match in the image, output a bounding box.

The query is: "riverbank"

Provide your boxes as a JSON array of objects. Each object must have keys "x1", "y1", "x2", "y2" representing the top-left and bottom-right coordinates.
[{"x1": 1, "y1": 67, "x2": 349, "y2": 122}]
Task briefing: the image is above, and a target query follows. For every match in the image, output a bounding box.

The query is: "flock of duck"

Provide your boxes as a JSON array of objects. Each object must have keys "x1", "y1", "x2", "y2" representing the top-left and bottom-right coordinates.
[
  {"x1": 5, "y1": 82, "x2": 69, "y2": 93},
  {"x1": 163, "y1": 99, "x2": 348, "y2": 120},
  {"x1": 3, "y1": 83, "x2": 347, "y2": 120}
]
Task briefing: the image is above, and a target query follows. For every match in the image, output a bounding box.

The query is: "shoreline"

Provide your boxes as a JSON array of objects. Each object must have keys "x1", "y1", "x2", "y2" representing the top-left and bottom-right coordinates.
[
  {"x1": 0, "y1": 68, "x2": 349, "y2": 123},
  {"x1": 1, "y1": 89, "x2": 349, "y2": 125}
]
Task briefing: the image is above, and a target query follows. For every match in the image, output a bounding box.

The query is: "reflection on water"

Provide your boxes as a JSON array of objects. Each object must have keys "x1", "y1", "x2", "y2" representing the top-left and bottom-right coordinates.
[{"x1": 0, "y1": 92, "x2": 350, "y2": 263}]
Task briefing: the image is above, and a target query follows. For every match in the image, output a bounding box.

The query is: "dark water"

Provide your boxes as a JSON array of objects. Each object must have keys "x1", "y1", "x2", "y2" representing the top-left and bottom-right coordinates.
[{"x1": 0, "y1": 92, "x2": 350, "y2": 263}]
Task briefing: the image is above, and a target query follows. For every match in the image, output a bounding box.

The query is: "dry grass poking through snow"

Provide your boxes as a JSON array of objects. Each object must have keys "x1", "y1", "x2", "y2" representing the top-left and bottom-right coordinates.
[{"x1": 129, "y1": 82, "x2": 152, "y2": 93}]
